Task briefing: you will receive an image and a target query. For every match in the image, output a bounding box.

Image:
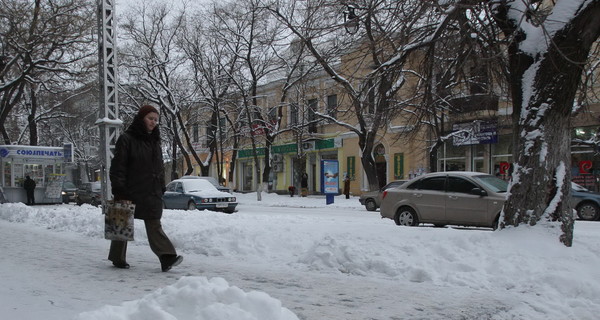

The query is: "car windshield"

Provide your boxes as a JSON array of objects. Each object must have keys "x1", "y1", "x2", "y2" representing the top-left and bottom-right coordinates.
[
  {"x1": 572, "y1": 182, "x2": 589, "y2": 192},
  {"x1": 63, "y1": 181, "x2": 76, "y2": 189},
  {"x1": 91, "y1": 182, "x2": 102, "y2": 192},
  {"x1": 182, "y1": 179, "x2": 218, "y2": 193},
  {"x1": 473, "y1": 175, "x2": 508, "y2": 193}
]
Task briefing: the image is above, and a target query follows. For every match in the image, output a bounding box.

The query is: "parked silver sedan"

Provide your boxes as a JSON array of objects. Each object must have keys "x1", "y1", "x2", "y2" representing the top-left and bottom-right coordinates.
[
  {"x1": 359, "y1": 180, "x2": 407, "y2": 211},
  {"x1": 380, "y1": 171, "x2": 508, "y2": 229}
]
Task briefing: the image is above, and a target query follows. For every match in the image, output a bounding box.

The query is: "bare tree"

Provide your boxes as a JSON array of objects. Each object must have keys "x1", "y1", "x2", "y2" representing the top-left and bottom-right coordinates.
[
  {"x1": 487, "y1": 0, "x2": 600, "y2": 246},
  {"x1": 179, "y1": 4, "x2": 244, "y2": 180},
  {"x1": 0, "y1": 0, "x2": 96, "y2": 144},
  {"x1": 402, "y1": 2, "x2": 508, "y2": 173},
  {"x1": 266, "y1": 0, "x2": 447, "y2": 191},
  {"x1": 119, "y1": 1, "x2": 208, "y2": 177},
  {"x1": 212, "y1": 0, "x2": 286, "y2": 199}
]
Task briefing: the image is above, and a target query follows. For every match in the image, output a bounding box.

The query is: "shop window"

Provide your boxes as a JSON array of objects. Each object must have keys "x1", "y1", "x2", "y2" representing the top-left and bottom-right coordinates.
[
  {"x1": 3, "y1": 161, "x2": 11, "y2": 187},
  {"x1": 24, "y1": 164, "x2": 43, "y2": 186},
  {"x1": 14, "y1": 163, "x2": 23, "y2": 187},
  {"x1": 44, "y1": 165, "x2": 54, "y2": 184}
]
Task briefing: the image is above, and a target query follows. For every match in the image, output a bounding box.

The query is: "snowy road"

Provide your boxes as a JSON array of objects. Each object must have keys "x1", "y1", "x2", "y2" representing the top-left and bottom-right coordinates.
[{"x1": 1, "y1": 195, "x2": 598, "y2": 319}]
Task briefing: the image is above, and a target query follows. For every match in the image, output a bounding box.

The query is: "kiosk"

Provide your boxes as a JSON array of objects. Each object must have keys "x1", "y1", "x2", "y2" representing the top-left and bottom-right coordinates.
[{"x1": 0, "y1": 145, "x2": 72, "y2": 203}]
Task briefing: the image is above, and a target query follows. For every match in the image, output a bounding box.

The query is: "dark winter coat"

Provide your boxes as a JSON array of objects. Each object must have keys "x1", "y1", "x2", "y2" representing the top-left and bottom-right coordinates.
[
  {"x1": 110, "y1": 115, "x2": 165, "y2": 220},
  {"x1": 24, "y1": 178, "x2": 36, "y2": 191}
]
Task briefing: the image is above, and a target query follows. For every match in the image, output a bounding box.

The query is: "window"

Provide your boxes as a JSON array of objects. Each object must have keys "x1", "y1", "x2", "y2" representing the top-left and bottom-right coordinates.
[
  {"x1": 420, "y1": 177, "x2": 446, "y2": 191},
  {"x1": 175, "y1": 182, "x2": 184, "y2": 193},
  {"x1": 408, "y1": 177, "x2": 445, "y2": 191},
  {"x1": 346, "y1": 156, "x2": 355, "y2": 180},
  {"x1": 368, "y1": 79, "x2": 375, "y2": 113},
  {"x1": 394, "y1": 153, "x2": 404, "y2": 179},
  {"x1": 289, "y1": 103, "x2": 299, "y2": 126},
  {"x1": 268, "y1": 107, "x2": 277, "y2": 123},
  {"x1": 308, "y1": 99, "x2": 318, "y2": 133},
  {"x1": 218, "y1": 117, "x2": 227, "y2": 140},
  {"x1": 3, "y1": 161, "x2": 11, "y2": 187},
  {"x1": 447, "y1": 177, "x2": 477, "y2": 194},
  {"x1": 192, "y1": 123, "x2": 199, "y2": 143},
  {"x1": 326, "y1": 94, "x2": 337, "y2": 119}
]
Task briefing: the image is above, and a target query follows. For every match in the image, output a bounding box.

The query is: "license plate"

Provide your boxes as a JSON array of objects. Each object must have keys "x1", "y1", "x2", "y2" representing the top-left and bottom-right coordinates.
[{"x1": 216, "y1": 203, "x2": 228, "y2": 208}]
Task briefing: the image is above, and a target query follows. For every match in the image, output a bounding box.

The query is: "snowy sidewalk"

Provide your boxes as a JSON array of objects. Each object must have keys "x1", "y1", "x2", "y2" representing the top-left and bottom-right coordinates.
[{"x1": 0, "y1": 219, "x2": 510, "y2": 320}]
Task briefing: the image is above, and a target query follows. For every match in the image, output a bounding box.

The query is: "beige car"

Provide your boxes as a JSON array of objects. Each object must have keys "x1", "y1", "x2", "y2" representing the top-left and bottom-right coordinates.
[{"x1": 380, "y1": 171, "x2": 508, "y2": 229}]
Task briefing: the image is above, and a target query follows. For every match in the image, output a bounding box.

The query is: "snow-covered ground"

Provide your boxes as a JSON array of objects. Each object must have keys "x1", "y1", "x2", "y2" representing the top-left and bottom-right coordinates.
[{"x1": 1, "y1": 192, "x2": 599, "y2": 320}]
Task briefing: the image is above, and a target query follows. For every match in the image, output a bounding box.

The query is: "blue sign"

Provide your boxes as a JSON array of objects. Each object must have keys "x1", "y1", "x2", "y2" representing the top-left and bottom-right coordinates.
[
  {"x1": 452, "y1": 120, "x2": 498, "y2": 146},
  {"x1": 63, "y1": 143, "x2": 74, "y2": 163}
]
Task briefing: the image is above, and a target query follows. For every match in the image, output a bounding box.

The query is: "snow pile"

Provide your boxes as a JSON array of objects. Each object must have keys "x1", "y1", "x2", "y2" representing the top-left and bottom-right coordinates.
[
  {"x1": 76, "y1": 276, "x2": 298, "y2": 320},
  {"x1": 1, "y1": 192, "x2": 600, "y2": 319}
]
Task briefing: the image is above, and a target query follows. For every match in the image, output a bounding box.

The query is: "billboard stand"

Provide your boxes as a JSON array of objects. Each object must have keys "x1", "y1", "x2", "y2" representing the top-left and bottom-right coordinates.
[{"x1": 321, "y1": 160, "x2": 339, "y2": 205}]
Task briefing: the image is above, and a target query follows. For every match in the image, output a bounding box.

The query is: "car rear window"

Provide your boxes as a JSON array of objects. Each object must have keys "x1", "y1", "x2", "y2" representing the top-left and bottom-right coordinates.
[{"x1": 407, "y1": 177, "x2": 445, "y2": 191}]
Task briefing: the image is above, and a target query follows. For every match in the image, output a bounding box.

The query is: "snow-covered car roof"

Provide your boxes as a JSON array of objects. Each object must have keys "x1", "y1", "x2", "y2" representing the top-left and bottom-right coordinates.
[{"x1": 176, "y1": 179, "x2": 232, "y2": 198}]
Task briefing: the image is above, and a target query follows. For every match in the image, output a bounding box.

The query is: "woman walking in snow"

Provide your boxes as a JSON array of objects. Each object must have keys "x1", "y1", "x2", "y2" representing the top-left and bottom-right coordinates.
[{"x1": 108, "y1": 105, "x2": 183, "y2": 272}]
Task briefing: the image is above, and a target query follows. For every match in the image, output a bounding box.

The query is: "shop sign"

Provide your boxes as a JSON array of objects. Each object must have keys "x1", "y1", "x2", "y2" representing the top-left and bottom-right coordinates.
[
  {"x1": 238, "y1": 148, "x2": 266, "y2": 158},
  {"x1": 272, "y1": 143, "x2": 297, "y2": 154},
  {"x1": 0, "y1": 145, "x2": 64, "y2": 159},
  {"x1": 499, "y1": 162, "x2": 511, "y2": 175},
  {"x1": 452, "y1": 120, "x2": 498, "y2": 146},
  {"x1": 579, "y1": 160, "x2": 592, "y2": 174},
  {"x1": 316, "y1": 139, "x2": 335, "y2": 150}
]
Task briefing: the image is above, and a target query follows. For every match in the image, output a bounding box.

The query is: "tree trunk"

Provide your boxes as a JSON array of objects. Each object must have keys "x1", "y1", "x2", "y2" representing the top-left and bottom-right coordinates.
[
  {"x1": 27, "y1": 86, "x2": 38, "y2": 145},
  {"x1": 499, "y1": 2, "x2": 600, "y2": 246},
  {"x1": 359, "y1": 132, "x2": 379, "y2": 191}
]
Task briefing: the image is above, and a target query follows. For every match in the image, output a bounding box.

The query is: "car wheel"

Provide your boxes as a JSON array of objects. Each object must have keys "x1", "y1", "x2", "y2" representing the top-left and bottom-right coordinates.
[
  {"x1": 187, "y1": 201, "x2": 197, "y2": 211},
  {"x1": 395, "y1": 207, "x2": 419, "y2": 226},
  {"x1": 91, "y1": 198, "x2": 99, "y2": 207},
  {"x1": 365, "y1": 199, "x2": 377, "y2": 211},
  {"x1": 577, "y1": 202, "x2": 600, "y2": 221}
]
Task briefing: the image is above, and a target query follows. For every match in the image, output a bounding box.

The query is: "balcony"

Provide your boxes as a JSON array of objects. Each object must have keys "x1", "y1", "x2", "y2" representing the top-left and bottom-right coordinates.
[{"x1": 449, "y1": 95, "x2": 499, "y2": 114}]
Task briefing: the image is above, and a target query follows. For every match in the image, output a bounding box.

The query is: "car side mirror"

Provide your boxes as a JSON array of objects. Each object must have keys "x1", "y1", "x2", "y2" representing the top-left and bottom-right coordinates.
[{"x1": 471, "y1": 188, "x2": 487, "y2": 196}]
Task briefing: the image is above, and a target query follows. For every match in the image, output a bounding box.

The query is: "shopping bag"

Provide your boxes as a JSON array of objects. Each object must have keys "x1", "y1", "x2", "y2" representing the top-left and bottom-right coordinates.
[{"x1": 104, "y1": 200, "x2": 135, "y2": 241}]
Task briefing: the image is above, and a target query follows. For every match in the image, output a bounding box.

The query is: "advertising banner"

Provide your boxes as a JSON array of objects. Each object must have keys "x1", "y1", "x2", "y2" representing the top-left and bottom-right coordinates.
[{"x1": 321, "y1": 160, "x2": 339, "y2": 194}]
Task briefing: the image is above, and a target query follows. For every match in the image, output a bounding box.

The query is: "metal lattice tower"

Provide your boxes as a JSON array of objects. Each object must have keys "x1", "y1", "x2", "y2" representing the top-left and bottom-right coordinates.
[{"x1": 97, "y1": 0, "x2": 121, "y2": 211}]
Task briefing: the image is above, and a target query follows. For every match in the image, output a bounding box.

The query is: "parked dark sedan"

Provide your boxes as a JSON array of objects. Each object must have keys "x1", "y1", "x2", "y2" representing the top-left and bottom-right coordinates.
[
  {"x1": 62, "y1": 181, "x2": 78, "y2": 204},
  {"x1": 163, "y1": 178, "x2": 237, "y2": 213},
  {"x1": 359, "y1": 180, "x2": 407, "y2": 211},
  {"x1": 571, "y1": 183, "x2": 600, "y2": 221},
  {"x1": 76, "y1": 181, "x2": 102, "y2": 207}
]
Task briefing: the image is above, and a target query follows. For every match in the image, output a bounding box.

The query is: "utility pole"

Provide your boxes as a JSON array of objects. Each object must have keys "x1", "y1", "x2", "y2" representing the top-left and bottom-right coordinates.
[{"x1": 96, "y1": 0, "x2": 121, "y2": 212}]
